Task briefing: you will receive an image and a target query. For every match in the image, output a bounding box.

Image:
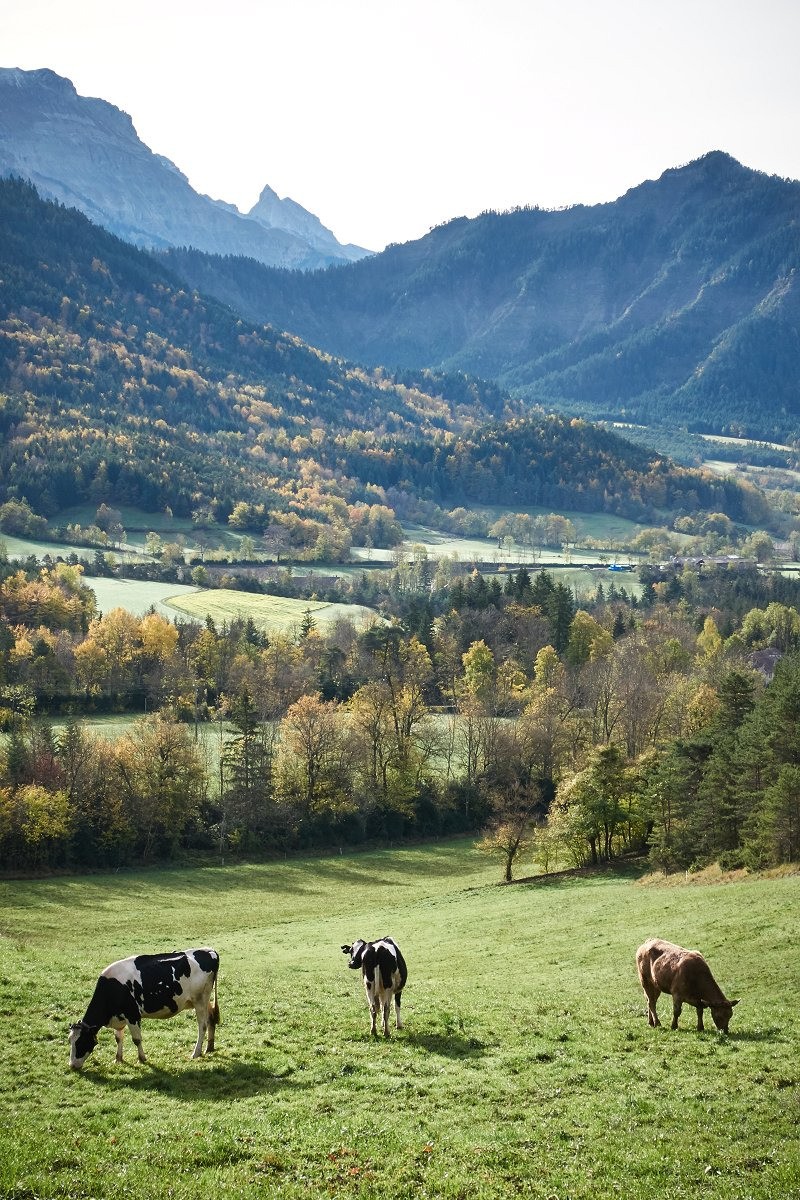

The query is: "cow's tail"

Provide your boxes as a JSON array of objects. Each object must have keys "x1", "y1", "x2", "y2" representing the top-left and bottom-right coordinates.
[{"x1": 210, "y1": 972, "x2": 221, "y2": 1028}]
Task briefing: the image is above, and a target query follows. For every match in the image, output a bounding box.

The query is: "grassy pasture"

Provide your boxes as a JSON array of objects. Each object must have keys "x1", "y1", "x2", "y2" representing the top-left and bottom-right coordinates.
[
  {"x1": 55, "y1": 505, "x2": 198, "y2": 537},
  {"x1": 352, "y1": 516, "x2": 643, "y2": 567},
  {"x1": 87, "y1": 577, "x2": 202, "y2": 619},
  {"x1": 0, "y1": 844, "x2": 798, "y2": 1200},
  {"x1": 47, "y1": 713, "x2": 143, "y2": 741},
  {"x1": 164, "y1": 588, "x2": 380, "y2": 634},
  {"x1": 0, "y1": 533, "x2": 144, "y2": 563},
  {"x1": 473, "y1": 508, "x2": 648, "y2": 548}
]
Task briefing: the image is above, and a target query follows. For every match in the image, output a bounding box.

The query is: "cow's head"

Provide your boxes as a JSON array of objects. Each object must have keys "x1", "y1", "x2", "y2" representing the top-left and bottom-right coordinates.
[
  {"x1": 69, "y1": 1020, "x2": 99, "y2": 1070},
  {"x1": 341, "y1": 940, "x2": 367, "y2": 969},
  {"x1": 709, "y1": 998, "x2": 739, "y2": 1033}
]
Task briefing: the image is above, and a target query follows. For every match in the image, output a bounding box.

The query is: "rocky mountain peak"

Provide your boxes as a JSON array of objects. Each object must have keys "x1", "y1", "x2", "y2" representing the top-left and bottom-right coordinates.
[{"x1": 0, "y1": 66, "x2": 370, "y2": 269}]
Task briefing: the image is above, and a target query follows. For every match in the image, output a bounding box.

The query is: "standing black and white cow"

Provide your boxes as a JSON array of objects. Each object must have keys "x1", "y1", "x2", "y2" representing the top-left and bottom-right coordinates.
[
  {"x1": 69, "y1": 947, "x2": 220, "y2": 1070},
  {"x1": 341, "y1": 937, "x2": 407, "y2": 1037}
]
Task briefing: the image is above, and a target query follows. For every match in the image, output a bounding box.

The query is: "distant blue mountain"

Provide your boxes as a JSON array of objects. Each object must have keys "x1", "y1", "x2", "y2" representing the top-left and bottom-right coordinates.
[
  {"x1": 161, "y1": 152, "x2": 800, "y2": 441},
  {"x1": 0, "y1": 66, "x2": 371, "y2": 270}
]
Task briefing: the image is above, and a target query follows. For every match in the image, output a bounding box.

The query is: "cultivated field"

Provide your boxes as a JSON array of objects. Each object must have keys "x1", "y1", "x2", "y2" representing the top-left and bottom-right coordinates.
[
  {"x1": 164, "y1": 588, "x2": 380, "y2": 634},
  {"x1": 0, "y1": 845, "x2": 797, "y2": 1199},
  {"x1": 87, "y1": 577, "x2": 202, "y2": 619}
]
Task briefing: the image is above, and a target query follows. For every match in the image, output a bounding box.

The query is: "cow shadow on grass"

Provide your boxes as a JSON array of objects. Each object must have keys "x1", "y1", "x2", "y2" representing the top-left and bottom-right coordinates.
[
  {"x1": 725, "y1": 1026, "x2": 783, "y2": 1043},
  {"x1": 93, "y1": 1059, "x2": 308, "y2": 1100},
  {"x1": 402, "y1": 1031, "x2": 487, "y2": 1059}
]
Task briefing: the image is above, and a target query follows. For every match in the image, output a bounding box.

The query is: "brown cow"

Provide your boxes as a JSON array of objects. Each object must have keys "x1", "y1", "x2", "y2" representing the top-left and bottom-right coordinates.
[{"x1": 636, "y1": 938, "x2": 739, "y2": 1032}]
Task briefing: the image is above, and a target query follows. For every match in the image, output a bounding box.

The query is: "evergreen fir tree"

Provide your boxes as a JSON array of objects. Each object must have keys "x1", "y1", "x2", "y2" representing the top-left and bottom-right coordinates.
[{"x1": 222, "y1": 687, "x2": 275, "y2": 849}]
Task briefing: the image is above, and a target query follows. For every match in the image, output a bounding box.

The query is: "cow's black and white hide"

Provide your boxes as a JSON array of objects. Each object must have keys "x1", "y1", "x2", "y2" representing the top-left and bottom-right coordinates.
[
  {"x1": 341, "y1": 937, "x2": 407, "y2": 1037},
  {"x1": 69, "y1": 947, "x2": 220, "y2": 1070}
]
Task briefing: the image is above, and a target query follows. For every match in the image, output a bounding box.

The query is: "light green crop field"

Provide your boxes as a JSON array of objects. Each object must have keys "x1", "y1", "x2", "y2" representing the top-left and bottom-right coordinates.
[
  {"x1": 164, "y1": 588, "x2": 380, "y2": 633},
  {"x1": 0, "y1": 844, "x2": 797, "y2": 1200},
  {"x1": 47, "y1": 714, "x2": 143, "y2": 741},
  {"x1": 87, "y1": 578, "x2": 202, "y2": 619},
  {"x1": 0, "y1": 534, "x2": 146, "y2": 563}
]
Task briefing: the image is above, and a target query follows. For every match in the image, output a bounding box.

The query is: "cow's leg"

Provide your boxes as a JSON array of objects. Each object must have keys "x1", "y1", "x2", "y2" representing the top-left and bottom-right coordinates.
[
  {"x1": 394, "y1": 991, "x2": 403, "y2": 1030},
  {"x1": 113, "y1": 1027, "x2": 125, "y2": 1062},
  {"x1": 365, "y1": 981, "x2": 379, "y2": 1035},
  {"x1": 382, "y1": 998, "x2": 391, "y2": 1038},
  {"x1": 192, "y1": 1010, "x2": 207, "y2": 1058},
  {"x1": 129, "y1": 1022, "x2": 147, "y2": 1063},
  {"x1": 206, "y1": 1002, "x2": 217, "y2": 1053},
  {"x1": 695, "y1": 1003, "x2": 705, "y2": 1032},
  {"x1": 670, "y1": 997, "x2": 683, "y2": 1030},
  {"x1": 642, "y1": 981, "x2": 660, "y2": 1026}
]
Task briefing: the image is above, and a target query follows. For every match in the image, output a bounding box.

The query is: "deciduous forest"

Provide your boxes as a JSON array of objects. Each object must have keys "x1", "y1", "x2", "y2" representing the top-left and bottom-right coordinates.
[{"x1": 2, "y1": 546, "x2": 799, "y2": 876}]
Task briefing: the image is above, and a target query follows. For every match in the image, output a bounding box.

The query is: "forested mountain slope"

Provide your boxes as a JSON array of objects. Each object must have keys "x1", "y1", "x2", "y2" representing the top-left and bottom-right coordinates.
[
  {"x1": 0, "y1": 179, "x2": 766, "y2": 536},
  {"x1": 163, "y1": 153, "x2": 800, "y2": 441}
]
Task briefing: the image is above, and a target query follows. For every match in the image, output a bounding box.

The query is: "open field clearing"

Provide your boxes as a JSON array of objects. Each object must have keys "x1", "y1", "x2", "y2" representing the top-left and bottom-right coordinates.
[
  {"x1": 698, "y1": 434, "x2": 793, "y2": 453},
  {"x1": 6, "y1": 508, "x2": 641, "y2": 570},
  {"x1": 165, "y1": 588, "x2": 380, "y2": 633},
  {"x1": 702, "y1": 460, "x2": 800, "y2": 489},
  {"x1": 472, "y1": 509, "x2": 651, "y2": 548},
  {"x1": 87, "y1": 577, "x2": 202, "y2": 619},
  {"x1": 547, "y1": 565, "x2": 642, "y2": 599},
  {"x1": 0, "y1": 533, "x2": 144, "y2": 562},
  {"x1": 353, "y1": 517, "x2": 643, "y2": 567},
  {"x1": 0, "y1": 844, "x2": 797, "y2": 1200},
  {"x1": 48, "y1": 714, "x2": 143, "y2": 741},
  {"x1": 55, "y1": 505, "x2": 199, "y2": 537}
]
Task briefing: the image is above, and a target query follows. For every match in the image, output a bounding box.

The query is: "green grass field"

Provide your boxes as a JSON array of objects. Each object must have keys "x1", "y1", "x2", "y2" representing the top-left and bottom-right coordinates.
[
  {"x1": 54, "y1": 504, "x2": 198, "y2": 537},
  {"x1": 47, "y1": 713, "x2": 143, "y2": 740},
  {"x1": 87, "y1": 577, "x2": 202, "y2": 619},
  {"x1": 164, "y1": 588, "x2": 380, "y2": 633},
  {"x1": 0, "y1": 844, "x2": 797, "y2": 1199}
]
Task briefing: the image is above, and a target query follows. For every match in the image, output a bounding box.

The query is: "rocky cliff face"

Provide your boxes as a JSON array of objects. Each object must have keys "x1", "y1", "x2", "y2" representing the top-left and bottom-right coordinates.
[{"x1": 0, "y1": 67, "x2": 370, "y2": 270}]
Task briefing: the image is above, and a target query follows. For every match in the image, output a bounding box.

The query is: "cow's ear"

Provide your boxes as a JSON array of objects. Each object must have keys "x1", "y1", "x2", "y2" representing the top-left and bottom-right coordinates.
[
  {"x1": 730, "y1": 999, "x2": 740, "y2": 1007},
  {"x1": 341, "y1": 944, "x2": 352, "y2": 954}
]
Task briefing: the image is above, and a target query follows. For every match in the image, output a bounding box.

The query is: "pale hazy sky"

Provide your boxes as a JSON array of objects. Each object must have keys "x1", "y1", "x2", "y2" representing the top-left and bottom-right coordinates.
[{"x1": 4, "y1": 0, "x2": 800, "y2": 251}]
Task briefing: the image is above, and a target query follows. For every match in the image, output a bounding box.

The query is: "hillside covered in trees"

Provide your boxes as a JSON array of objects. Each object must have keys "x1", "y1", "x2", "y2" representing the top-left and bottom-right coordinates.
[
  {"x1": 162, "y1": 153, "x2": 800, "y2": 442},
  {"x1": 0, "y1": 178, "x2": 769, "y2": 549},
  {"x1": 3, "y1": 547, "x2": 800, "y2": 875},
  {"x1": 1, "y1": 175, "x2": 798, "y2": 880}
]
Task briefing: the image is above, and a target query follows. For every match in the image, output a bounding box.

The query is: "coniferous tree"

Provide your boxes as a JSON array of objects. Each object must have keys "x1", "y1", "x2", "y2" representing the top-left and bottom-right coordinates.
[
  {"x1": 741, "y1": 654, "x2": 800, "y2": 866},
  {"x1": 695, "y1": 670, "x2": 758, "y2": 862},
  {"x1": 643, "y1": 738, "x2": 712, "y2": 870},
  {"x1": 222, "y1": 686, "x2": 275, "y2": 849}
]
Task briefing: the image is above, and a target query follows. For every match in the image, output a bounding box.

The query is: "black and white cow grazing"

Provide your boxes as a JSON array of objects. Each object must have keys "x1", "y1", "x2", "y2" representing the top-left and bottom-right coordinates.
[
  {"x1": 341, "y1": 937, "x2": 407, "y2": 1037},
  {"x1": 69, "y1": 947, "x2": 220, "y2": 1070}
]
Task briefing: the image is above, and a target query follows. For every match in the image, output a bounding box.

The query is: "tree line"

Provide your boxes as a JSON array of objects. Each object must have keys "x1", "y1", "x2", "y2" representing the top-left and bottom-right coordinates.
[{"x1": 2, "y1": 550, "x2": 799, "y2": 876}]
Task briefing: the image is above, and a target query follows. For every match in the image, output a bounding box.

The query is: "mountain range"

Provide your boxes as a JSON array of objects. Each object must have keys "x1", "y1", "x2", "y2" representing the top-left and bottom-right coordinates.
[
  {"x1": 0, "y1": 67, "x2": 369, "y2": 270},
  {"x1": 161, "y1": 153, "x2": 800, "y2": 442},
  {"x1": 3, "y1": 66, "x2": 799, "y2": 442},
  {"x1": 0, "y1": 177, "x2": 763, "y2": 539},
  {"x1": 0, "y1": 63, "x2": 795, "y2": 543}
]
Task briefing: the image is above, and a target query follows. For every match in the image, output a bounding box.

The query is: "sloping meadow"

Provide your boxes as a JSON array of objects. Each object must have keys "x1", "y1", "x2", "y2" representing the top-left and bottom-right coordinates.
[{"x1": 0, "y1": 843, "x2": 798, "y2": 1199}]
